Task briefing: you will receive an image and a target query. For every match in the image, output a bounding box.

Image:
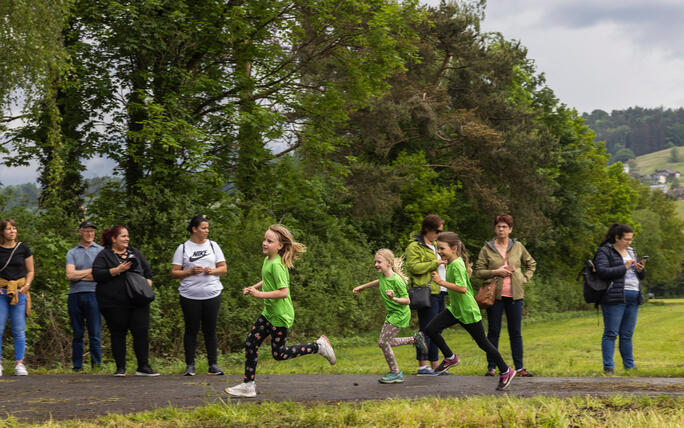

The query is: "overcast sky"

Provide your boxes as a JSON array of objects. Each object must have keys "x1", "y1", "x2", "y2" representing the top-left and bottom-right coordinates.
[
  {"x1": 471, "y1": 0, "x2": 684, "y2": 113},
  {"x1": 2, "y1": 0, "x2": 683, "y2": 186}
]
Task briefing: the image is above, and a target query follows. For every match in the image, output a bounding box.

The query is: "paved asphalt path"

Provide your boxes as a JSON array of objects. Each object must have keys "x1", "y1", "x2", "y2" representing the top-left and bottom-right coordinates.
[{"x1": 1, "y1": 374, "x2": 682, "y2": 422}]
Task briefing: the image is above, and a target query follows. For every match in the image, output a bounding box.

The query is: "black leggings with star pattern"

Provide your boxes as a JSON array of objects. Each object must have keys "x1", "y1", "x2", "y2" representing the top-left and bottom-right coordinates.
[{"x1": 243, "y1": 314, "x2": 319, "y2": 382}]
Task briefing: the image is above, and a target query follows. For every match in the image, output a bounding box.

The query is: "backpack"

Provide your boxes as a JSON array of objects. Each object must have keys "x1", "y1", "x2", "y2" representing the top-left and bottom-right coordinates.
[{"x1": 580, "y1": 256, "x2": 610, "y2": 304}]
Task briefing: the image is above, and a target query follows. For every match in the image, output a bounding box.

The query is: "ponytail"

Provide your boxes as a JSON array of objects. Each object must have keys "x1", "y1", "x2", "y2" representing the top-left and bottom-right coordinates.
[{"x1": 267, "y1": 224, "x2": 306, "y2": 268}]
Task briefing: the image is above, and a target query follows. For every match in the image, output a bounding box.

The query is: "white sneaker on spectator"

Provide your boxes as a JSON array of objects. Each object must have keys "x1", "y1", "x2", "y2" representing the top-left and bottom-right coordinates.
[
  {"x1": 226, "y1": 381, "x2": 256, "y2": 397},
  {"x1": 315, "y1": 335, "x2": 336, "y2": 365},
  {"x1": 0, "y1": 363, "x2": 3, "y2": 376},
  {"x1": 15, "y1": 363, "x2": 28, "y2": 376}
]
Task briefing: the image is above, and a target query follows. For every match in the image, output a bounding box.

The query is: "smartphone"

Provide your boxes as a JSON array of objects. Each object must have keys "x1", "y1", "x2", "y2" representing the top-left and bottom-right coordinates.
[{"x1": 640, "y1": 255, "x2": 649, "y2": 263}]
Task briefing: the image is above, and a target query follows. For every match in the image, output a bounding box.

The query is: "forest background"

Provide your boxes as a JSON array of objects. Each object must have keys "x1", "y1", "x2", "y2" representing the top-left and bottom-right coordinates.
[{"x1": 1, "y1": 0, "x2": 683, "y2": 367}]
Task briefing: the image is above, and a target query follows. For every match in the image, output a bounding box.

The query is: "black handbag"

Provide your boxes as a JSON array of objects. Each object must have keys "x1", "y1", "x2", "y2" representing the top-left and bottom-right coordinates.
[
  {"x1": 408, "y1": 285, "x2": 432, "y2": 310},
  {"x1": 125, "y1": 271, "x2": 155, "y2": 307}
]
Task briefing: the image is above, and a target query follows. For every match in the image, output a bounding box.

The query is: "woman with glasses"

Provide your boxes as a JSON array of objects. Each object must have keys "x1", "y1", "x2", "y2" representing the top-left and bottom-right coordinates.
[
  {"x1": 475, "y1": 214, "x2": 536, "y2": 377},
  {"x1": 405, "y1": 214, "x2": 448, "y2": 375},
  {"x1": 594, "y1": 223, "x2": 646, "y2": 374}
]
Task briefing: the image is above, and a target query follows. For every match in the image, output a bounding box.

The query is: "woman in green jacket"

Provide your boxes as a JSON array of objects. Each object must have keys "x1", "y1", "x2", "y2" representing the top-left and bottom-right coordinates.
[
  {"x1": 405, "y1": 214, "x2": 447, "y2": 375},
  {"x1": 475, "y1": 215, "x2": 536, "y2": 377}
]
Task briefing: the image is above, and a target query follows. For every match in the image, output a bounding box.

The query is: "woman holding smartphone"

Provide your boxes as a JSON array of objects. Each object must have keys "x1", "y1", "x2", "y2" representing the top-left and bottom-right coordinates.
[{"x1": 595, "y1": 223, "x2": 646, "y2": 374}]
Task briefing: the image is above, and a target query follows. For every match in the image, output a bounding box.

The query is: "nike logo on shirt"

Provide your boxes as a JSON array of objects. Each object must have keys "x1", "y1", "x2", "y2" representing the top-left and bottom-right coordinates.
[{"x1": 189, "y1": 250, "x2": 209, "y2": 262}]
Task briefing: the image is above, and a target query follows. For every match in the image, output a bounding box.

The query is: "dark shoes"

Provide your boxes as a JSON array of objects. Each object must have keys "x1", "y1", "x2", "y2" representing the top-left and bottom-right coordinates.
[
  {"x1": 184, "y1": 364, "x2": 196, "y2": 376},
  {"x1": 516, "y1": 368, "x2": 534, "y2": 377},
  {"x1": 114, "y1": 367, "x2": 126, "y2": 377},
  {"x1": 604, "y1": 367, "x2": 615, "y2": 375},
  {"x1": 135, "y1": 365, "x2": 160, "y2": 376},
  {"x1": 208, "y1": 364, "x2": 224, "y2": 376}
]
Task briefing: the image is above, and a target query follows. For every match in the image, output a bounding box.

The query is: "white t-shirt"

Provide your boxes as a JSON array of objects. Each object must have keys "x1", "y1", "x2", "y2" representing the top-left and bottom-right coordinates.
[
  {"x1": 172, "y1": 240, "x2": 225, "y2": 299},
  {"x1": 425, "y1": 242, "x2": 447, "y2": 292},
  {"x1": 622, "y1": 252, "x2": 640, "y2": 292}
]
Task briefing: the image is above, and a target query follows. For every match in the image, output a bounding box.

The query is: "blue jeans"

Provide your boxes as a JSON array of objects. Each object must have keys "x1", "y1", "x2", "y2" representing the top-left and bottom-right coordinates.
[
  {"x1": 0, "y1": 291, "x2": 27, "y2": 362},
  {"x1": 416, "y1": 292, "x2": 446, "y2": 362},
  {"x1": 486, "y1": 297, "x2": 524, "y2": 370},
  {"x1": 68, "y1": 292, "x2": 102, "y2": 369},
  {"x1": 601, "y1": 289, "x2": 639, "y2": 369}
]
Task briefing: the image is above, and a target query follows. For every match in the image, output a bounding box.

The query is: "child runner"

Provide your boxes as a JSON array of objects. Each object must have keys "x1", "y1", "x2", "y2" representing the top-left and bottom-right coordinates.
[
  {"x1": 424, "y1": 232, "x2": 516, "y2": 391},
  {"x1": 353, "y1": 249, "x2": 429, "y2": 384},
  {"x1": 226, "y1": 224, "x2": 336, "y2": 398}
]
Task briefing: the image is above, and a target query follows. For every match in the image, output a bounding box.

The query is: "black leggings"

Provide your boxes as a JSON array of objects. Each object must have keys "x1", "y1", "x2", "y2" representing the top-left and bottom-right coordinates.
[
  {"x1": 424, "y1": 309, "x2": 508, "y2": 373},
  {"x1": 243, "y1": 314, "x2": 318, "y2": 382},
  {"x1": 180, "y1": 294, "x2": 222, "y2": 365},
  {"x1": 100, "y1": 305, "x2": 150, "y2": 370}
]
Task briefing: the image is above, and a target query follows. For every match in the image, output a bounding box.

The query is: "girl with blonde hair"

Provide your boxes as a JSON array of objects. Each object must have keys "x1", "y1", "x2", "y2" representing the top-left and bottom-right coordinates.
[
  {"x1": 226, "y1": 224, "x2": 335, "y2": 397},
  {"x1": 353, "y1": 249, "x2": 428, "y2": 384}
]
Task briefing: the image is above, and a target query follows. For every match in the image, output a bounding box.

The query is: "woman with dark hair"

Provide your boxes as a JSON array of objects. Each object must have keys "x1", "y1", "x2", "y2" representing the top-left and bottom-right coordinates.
[
  {"x1": 405, "y1": 214, "x2": 448, "y2": 375},
  {"x1": 595, "y1": 223, "x2": 645, "y2": 374},
  {"x1": 0, "y1": 219, "x2": 34, "y2": 376},
  {"x1": 475, "y1": 214, "x2": 536, "y2": 377},
  {"x1": 92, "y1": 225, "x2": 158, "y2": 377},
  {"x1": 171, "y1": 216, "x2": 227, "y2": 376}
]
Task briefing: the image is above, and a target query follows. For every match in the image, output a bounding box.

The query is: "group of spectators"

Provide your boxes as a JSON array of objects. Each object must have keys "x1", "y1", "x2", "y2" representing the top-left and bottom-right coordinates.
[
  {"x1": 0, "y1": 216, "x2": 226, "y2": 377},
  {"x1": 0, "y1": 213, "x2": 645, "y2": 377}
]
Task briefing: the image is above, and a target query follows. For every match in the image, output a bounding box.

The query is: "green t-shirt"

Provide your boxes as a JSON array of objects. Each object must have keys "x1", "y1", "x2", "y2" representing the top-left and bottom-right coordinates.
[
  {"x1": 446, "y1": 257, "x2": 482, "y2": 324},
  {"x1": 378, "y1": 273, "x2": 411, "y2": 328},
  {"x1": 261, "y1": 255, "x2": 294, "y2": 328}
]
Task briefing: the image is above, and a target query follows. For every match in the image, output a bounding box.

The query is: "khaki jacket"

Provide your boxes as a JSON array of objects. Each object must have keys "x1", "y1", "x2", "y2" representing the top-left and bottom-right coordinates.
[
  {"x1": 405, "y1": 235, "x2": 441, "y2": 294},
  {"x1": 475, "y1": 239, "x2": 536, "y2": 300}
]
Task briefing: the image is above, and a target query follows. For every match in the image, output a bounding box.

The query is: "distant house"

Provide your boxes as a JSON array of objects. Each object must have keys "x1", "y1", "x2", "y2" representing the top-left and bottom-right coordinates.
[
  {"x1": 667, "y1": 187, "x2": 684, "y2": 200},
  {"x1": 650, "y1": 184, "x2": 669, "y2": 193},
  {"x1": 649, "y1": 172, "x2": 668, "y2": 184},
  {"x1": 655, "y1": 169, "x2": 681, "y2": 178}
]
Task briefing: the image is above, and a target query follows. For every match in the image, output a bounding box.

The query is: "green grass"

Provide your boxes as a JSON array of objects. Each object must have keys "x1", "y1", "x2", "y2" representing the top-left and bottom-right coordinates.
[
  {"x1": 674, "y1": 200, "x2": 684, "y2": 220},
  {"x1": 632, "y1": 147, "x2": 684, "y2": 175},
  {"x1": 1, "y1": 395, "x2": 682, "y2": 427},
  {"x1": 35, "y1": 299, "x2": 684, "y2": 378},
  {"x1": 9, "y1": 299, "x2": 684, "y2": 427}
]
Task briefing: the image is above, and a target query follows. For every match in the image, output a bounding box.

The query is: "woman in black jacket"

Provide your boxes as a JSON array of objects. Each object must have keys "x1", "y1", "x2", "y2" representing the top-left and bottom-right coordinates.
[
  {"x1": 595, "y1": 223, "x2": 646, "y2": 374},
  {"x1": 92, "y1": 225, "x2": 158, "y2": 377}
]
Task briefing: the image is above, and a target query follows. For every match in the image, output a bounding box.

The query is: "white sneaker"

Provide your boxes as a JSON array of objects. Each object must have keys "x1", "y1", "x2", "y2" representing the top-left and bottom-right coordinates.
[
  {"x1": 15, "y1": 363, "x2": 28, "y2": 376},
  {"x1": 0, "y1": 363, "x2": 3, "y2": 376},
  {"x1": 225, "y1": 381, "x2": 256, "y2": 397},
  {"x1": 316, "y1": 335, "x2": 336, "y2": 365}
]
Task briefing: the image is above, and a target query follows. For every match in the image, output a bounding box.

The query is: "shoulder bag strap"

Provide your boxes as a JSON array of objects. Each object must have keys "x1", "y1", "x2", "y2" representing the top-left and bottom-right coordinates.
[{"x1": 0, "y1": 242, "x2": 22, "y2": 273}]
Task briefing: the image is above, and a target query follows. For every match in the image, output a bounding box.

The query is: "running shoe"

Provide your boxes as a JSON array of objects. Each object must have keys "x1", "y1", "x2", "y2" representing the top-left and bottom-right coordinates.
[
  {"x1": 184, "y1": 364, "x2": 196, "y2": 376},
  {"x1": 208, "y1": 364, "x2": 224, "y2": 375},
  {"x1": 15, "y1": 363, "x2": 28, "y2": 376},
  {"x1": 379, "y1": 371, "x2": 404, "y2": 384},
  {"x1": 434, "y1": 355, "x2": 460, "y2": 374},
  {"x1": 135, "y1": 365, "x2": 160, "y2": 376},
  {"x1": 485, "y1": 368, "x2": 496, "y2": 376},
  {"x1": 316, "y1": 335, "x2": 336, "y2": 365},
  {"x1": 496, "y1": 368, "x2": 516, "y2": 391},
  {"x1": 412, "y1": 332, "x2": 429, "y2": 355},
  {"x1": 226, "y1": 381, "x2": 256, "y2": 397},
  {"x1": 114, "y1": 367, "x2": 126, "y2": 377},
  {"x1": 516, "y1": 368, "x2": 534, "y2": 377},
  {"x1": 417, "y1": 367, "x2": 438, "y2": 376}
]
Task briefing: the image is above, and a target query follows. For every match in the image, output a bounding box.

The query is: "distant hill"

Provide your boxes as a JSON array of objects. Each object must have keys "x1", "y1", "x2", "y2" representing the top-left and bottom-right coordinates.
[
  {"x1": 631, "y1": 147, "x2": 684, "y2": 175},
  {"x1": 583, "y1": 107, "x2": 684, "y2": 163}
]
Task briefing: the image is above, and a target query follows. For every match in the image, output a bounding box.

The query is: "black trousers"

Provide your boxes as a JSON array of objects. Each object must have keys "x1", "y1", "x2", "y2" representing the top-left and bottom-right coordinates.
[
  {"x1": 179, "y1": 294, "x2": 222, "y2": 365},
  {"x1": 424, "y1": 309, "x2": 508, "y2": 373},
  {"x1": 100, "y1": 305, "x2": 150, "y2": 370}
]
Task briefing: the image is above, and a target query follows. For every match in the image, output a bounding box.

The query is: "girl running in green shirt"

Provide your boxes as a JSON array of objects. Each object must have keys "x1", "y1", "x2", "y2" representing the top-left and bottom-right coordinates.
[
  {"x1": 423, "y1": 232, "x2": 516, "y2": 391},
  {"x1": 353, "y1": 249, "x2": 429, "y2": 384},
  {"x1": 225, "y1": 224, "x2": 336, "y2": 398}
]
